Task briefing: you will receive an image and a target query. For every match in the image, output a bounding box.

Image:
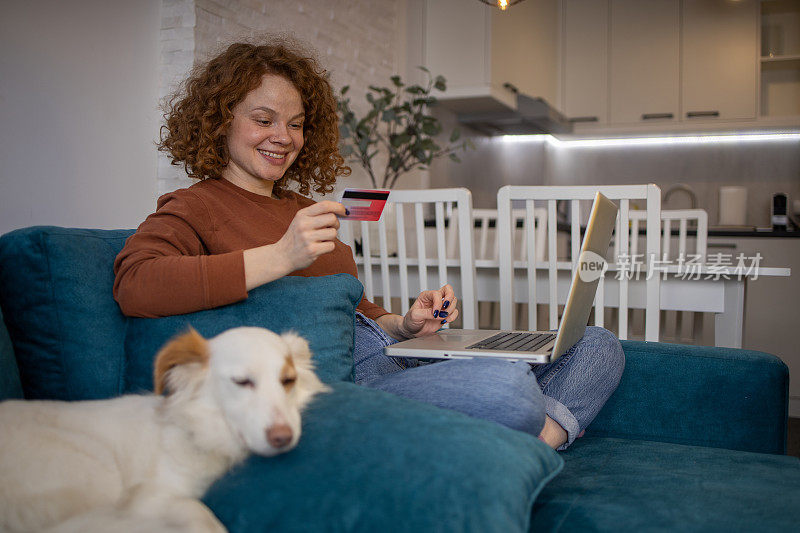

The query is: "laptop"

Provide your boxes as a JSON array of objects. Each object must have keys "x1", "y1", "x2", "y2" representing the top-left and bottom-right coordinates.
[{"x1": 384, "y1": 192, "x2": 618, "y2": 364}]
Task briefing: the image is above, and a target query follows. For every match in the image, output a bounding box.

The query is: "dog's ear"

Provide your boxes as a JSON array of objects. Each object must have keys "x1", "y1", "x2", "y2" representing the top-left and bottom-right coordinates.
[
  {"x1": 154, "y1": 327, "x2": 210, "y2": 395},
  {"x1": 281, "y1": 332, "x2": 312, "y2": 364},
  {"x1": 280, "y1": 332, "x2": 330, "y2": 398}
]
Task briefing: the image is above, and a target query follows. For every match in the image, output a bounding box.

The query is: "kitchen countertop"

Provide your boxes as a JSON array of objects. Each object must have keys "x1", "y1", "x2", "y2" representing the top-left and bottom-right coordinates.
[
  {"x1": 706, "y1": 228, "x2": 800, "y2": 238},
  {"x1": 429, "y1": 219, "x2": 800, "y2": 238},
  {"x1": 558, "y1": 223, "x2": 800, "y2": 238}
]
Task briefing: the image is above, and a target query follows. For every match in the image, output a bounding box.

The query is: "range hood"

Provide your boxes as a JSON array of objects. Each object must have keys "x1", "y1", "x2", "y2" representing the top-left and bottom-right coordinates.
[{"x1": 435, "y1": 90, "x2": 573, "y2": 136}]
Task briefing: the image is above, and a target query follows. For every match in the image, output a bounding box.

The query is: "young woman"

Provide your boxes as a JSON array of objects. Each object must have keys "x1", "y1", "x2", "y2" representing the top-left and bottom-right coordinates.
[{"x1": 114, "y1": 39, "x2": 624, "y2": 450}]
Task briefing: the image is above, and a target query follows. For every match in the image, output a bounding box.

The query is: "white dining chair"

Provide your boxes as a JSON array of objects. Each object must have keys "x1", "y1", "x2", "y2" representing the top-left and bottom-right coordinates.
[
  {"x1": 626, "y1": 208, "x2": 708, "y2": 262},
  {"x1": 627, "y1": 208, "x2": 709, "y2": 343},
  {"x1": 496, "y1": 184, "x2": 662, "y2": 341},
  {"x1": 446, "y1": 207, "x2": 547, "y2": 264},
  {"x1": 338, "y1": 188, "x2": 479, "y2": 329},
  {"x1": 445, "y1": 207, "x2": 547, "y2": 329}
]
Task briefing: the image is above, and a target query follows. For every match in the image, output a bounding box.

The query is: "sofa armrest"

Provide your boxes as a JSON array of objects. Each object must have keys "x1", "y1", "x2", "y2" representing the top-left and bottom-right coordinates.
[
  {"x1": 586, "y1": 341, "x2": 789, "y2": 455},
  {"x1": 0, "y1": 306, "x2": 23, "y2": 401}
]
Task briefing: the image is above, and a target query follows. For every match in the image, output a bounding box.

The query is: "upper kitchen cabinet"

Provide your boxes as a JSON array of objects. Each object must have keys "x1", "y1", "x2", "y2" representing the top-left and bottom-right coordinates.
[
  {"x1": 562, "y1": 0, "x2": 609, "y2": 124},
  {"x1": 562, "y1": 0, "x2": 793, "y2": 133},
  {"x1": 682, "y1": 0, "x2": 759, "y2": 122},
  {"x1": 760, "y1": 0, "x2": 800, "y2": 118},
  {"x1": 609, "y1": 0, "x2": 681, "y2": 125},
  {"x1": 420, "y1": 0, "x2": 560, "y2": 115}
]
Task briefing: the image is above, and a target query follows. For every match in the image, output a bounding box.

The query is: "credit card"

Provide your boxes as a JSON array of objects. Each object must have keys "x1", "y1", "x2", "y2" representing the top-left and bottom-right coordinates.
[{"x1": 338, "y1": 188, "x2": 390, "y2": 221}]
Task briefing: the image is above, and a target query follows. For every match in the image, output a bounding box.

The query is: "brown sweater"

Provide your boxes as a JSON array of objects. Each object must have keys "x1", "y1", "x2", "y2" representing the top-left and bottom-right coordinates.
[{"x1": 113, "y1": 177, "x2": 388, "y2": 319}]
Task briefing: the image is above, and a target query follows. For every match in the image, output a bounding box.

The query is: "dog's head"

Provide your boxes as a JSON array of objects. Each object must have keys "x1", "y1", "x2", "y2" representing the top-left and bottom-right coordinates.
[{"x1": 154, "y1": 327, "x2": 329, "y2": 457}]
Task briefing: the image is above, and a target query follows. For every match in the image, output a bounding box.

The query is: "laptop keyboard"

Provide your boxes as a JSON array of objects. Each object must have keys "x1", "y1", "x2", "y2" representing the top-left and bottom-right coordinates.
[{"x1": 466, "y1": 332, "x2": 556, "y2": 352}]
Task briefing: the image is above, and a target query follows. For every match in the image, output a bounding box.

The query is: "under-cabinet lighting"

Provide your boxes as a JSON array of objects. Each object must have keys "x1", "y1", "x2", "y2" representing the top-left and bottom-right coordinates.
[{"x1": 499, "y1": 132, "x2": 800, "y2": 148}]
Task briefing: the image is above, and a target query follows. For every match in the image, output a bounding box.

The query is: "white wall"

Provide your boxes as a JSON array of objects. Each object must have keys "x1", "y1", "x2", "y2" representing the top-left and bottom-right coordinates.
[{"x1": 0, "y1": 0, "x2": 162, "y2": 235}]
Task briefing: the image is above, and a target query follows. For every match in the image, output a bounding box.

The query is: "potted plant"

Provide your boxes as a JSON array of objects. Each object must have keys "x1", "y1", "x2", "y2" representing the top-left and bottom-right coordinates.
[{"x1": 337, "y1": 67, "x2": 472, "y2": 190}]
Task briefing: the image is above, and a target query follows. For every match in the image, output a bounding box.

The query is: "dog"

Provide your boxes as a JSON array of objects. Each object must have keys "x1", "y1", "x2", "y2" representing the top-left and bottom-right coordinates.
[{"x1": 0, "y1": 326, "x2": 329, "y2": 532}]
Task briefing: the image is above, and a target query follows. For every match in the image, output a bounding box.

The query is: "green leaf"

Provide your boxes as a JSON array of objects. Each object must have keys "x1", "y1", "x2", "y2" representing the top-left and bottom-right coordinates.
[
  {"x1": 340, "y1": 145, "x2": 354, "y2": 157},
  {"x1": 419, "y1": 138, "x2": 438, "y2": 151},
  {"x1": 405, "y1": 85, "x2": 426, "y2": 95},
  {"x1": 434, "y1": 76, "x2": 447, "y2": 91},
  {"x1": 389, "y1": 155, "x2": 404, "y2": 171},
  {"x1": 413, "y1": 97, "x2": 436, "y2": 107},
  {"x1": 341, "y1": 85, "x2": 350, "y2": 95},
  {"x1": 381, "y1": 109, "x2": 397, "y2": 122},
  {"x1": 417, "y1": 65, "x2": 431, "y2": 74},
  {"x1": 390, "y1": 133, "x2": 412, "y2": 147},
  {"x1": 450, "y1": 128, "x2": 461, "y2": 142},
  {"x1": 356, "y1": 122, "x2": 370, "y2": 136},
  {"x1": 421, "y1": 121, "x2": 441, "y2": 136},
  {"x1": 449, "y1": 153, "x2": 461, "y2": 163},
  {"x1": 391, "y1": 75, "x2": 403, "y2": 87}
]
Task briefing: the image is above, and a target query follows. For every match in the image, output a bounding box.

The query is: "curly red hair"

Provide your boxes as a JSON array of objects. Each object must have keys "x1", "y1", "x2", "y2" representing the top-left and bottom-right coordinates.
[{"x1": 159, "y1": 39, "x2": 350, "y2": 196}]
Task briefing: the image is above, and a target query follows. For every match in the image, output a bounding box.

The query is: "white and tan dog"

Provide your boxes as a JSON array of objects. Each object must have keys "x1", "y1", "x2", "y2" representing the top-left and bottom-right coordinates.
[{"x1": 0, "y1": 327, "x2": 328, "y2": 532}]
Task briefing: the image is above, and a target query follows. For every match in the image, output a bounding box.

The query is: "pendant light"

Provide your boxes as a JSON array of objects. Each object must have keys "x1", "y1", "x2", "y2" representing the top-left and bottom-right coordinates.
[{"x1": 477, "y1": 0, "x2": 526, "y2": 10}]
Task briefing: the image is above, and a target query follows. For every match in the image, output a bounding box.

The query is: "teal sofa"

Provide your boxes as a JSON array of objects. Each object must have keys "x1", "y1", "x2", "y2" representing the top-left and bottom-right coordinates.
[{"x1": 1, "y1": 226, "x2": 798, "y2": 532}]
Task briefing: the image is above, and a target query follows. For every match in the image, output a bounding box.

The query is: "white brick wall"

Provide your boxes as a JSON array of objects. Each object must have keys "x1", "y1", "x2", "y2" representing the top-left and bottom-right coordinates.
[
  {"x1": 159, "y1": 0, "x2": 197, "y2": 195},
  {"x1": 157, "y1": 0, "x2": 401, "y2": 196}
]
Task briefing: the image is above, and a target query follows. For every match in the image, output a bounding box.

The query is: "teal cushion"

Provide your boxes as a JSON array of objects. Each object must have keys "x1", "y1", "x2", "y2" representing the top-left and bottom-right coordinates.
[
  {"x1": 588, "y1": 341, "x2": 790, "y2": 455},
  {"x1": 204, "y1": 382, "x2": 564, "y2": 533},
  {"x1": 0, "y1": 226, "x2": 363, "y2": 399},
  {"x1": 0, "y1": 227, "x2": 132, "y2": 400},
  {"x1": 531, "y1": 437, "x2": 800, "y2": 531},
  {"x1": 124, "y1": 273, "x2": 362, "y2": 390},
  {"x1": 0, "y1": 306, "x2": 23, "y2": 400}
]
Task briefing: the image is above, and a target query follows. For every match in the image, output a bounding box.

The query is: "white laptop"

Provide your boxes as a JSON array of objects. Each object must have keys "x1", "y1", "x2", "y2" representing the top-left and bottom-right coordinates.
[{"x1": 384, "y1": 192, "x2": 618, "y2": 364}]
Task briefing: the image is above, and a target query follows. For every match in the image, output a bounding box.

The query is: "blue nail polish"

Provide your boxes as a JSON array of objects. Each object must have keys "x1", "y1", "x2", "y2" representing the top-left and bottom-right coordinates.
[
  {"x1": 441, "y1": 319, "x2": 447, "y2": 324},
  {"x1": 442, "y1": 300, "x2": 450, "y2": 309},
  {"x1": 433, "y1": 309, "x2": 439, "y2": 318},
  {"x1": 345, "y1": 208, "x2": 351, "y2": 216},
  {"x1": 439, "y1": 311, "x2": 448, "y2": 318}
]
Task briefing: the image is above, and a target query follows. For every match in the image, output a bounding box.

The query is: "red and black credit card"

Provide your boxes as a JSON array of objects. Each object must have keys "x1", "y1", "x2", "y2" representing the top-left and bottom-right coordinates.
[{"x1": 338, "y1": 188, "x2": 390, "y2": 221}]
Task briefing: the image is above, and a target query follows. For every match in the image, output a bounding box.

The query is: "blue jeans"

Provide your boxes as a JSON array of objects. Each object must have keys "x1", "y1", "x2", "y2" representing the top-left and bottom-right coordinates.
[{"x1": 353, "y1": 312, "x2": 625, "y2": 450}]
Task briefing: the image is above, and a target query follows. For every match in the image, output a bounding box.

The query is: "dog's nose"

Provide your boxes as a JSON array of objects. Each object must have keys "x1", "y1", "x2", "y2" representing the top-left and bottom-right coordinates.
[{"x1": 266, "y1": 424, "x2": 293, "y2": 448}]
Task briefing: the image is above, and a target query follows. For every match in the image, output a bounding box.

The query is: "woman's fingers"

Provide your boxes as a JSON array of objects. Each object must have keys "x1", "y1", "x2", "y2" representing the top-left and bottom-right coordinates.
[
  {"x1": 280, "y1": 202, "x2": 347, "y2": 271},
  {"x1": 303, "y1": 200, "x2": 348, "y2": 219}
]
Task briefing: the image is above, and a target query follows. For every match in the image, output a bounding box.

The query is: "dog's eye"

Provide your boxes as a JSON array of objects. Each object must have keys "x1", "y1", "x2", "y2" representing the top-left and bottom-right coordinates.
[{"x1": 232, "y1": 377, "x2": 255, "y2": 388}]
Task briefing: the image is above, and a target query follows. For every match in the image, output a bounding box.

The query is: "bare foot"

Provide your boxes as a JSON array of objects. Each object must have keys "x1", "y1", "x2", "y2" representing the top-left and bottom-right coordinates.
[{"x1": 539, "y1": 415, "x2": 568, "y2": 449}]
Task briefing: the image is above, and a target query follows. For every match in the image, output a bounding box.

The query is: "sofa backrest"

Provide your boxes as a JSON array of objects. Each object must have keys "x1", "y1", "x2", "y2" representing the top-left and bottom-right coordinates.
[
  {"x1": 0, "y1": 227, "x2": 363, "y2": 401},
  {"x1": 0, "y1": 227, "x2": 132, "y2": 399},
  {"x1": 0, "y1": 306, "x2": 23, "y2": 401}
]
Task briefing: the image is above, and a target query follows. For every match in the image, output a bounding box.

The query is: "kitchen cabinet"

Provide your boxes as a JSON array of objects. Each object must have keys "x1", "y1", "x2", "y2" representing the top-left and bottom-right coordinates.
[
  {"x1": 561, "y1": 0, "x2": 791, "y2": 132},
  {"x1": 760, "y1": 0, "x2": 800, "y2": 117},
  {"x1": 562, "y1": 0, "x2": 608, "y2": 124},
  {"x1": 609, "y1": 0, "x2": 680, "y2": 125},
  {"x1": 682, "y1": 0, "x2": 759, "y2": 122},
  {"x1": 706, "y1": 235, "x2": 800, "y2": 417},
  {"x1": 420, "y1": 0, "x2": 559, "y2": 114}
]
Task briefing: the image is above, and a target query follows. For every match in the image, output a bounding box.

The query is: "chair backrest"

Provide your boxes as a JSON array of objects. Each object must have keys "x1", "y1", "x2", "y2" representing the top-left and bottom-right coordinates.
[
  {"x1": 627, "y1": 208, "x2": 708, "y2": 262},
  {"x1": 496, "y1": 184, "x2": 662, "y2": 341},
  {"x1": 339, "y1": 188, "x2": 478, "y2": 329},
  {"x1": 446, "y1": 207, "x2": 547, "y2": 262}
]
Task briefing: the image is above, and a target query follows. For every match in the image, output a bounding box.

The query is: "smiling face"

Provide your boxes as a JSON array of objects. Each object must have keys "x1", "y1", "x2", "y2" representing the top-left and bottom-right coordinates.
[{"x1": 222, "y1": 73, "x2": 305, "y2": 196}]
